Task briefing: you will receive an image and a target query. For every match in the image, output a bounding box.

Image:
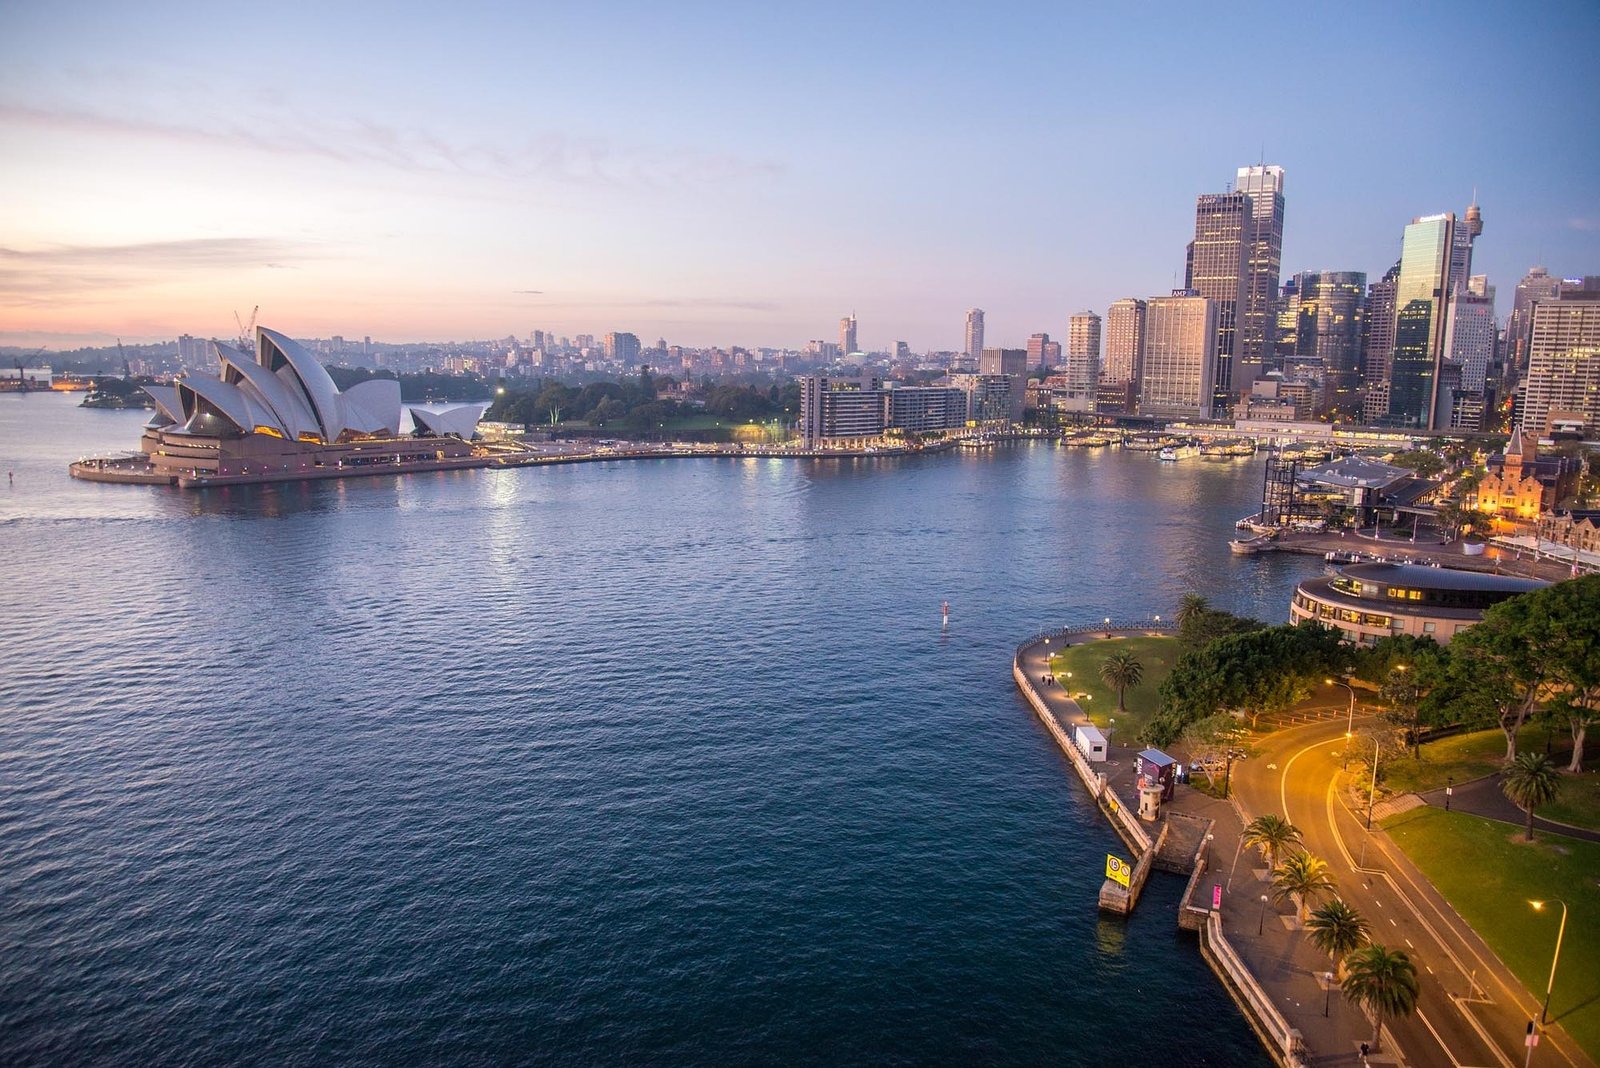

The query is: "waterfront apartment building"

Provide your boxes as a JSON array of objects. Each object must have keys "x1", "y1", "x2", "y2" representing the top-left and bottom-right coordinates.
[
  {"x1": 948, "y1": 373, "x2": 1012, "y2": 427},
  {"x1": 1137, "y1": 296, "x2": 1217, "y2": 420},
  {"x1": 1066, "y1": 312, "x2": 1101, "y2": 399},
  {"x1": 798, "y1": 376, "x2": 969, "y2": 447},
  {"x1": 979, "y1": 347, "x2": 1028, "y2": 423},
  {"x1": 1104, "y1": 298, "x2": 1146, "y2": 396},
  {"x1": 965, "y1": 309, "x2": 985, "y2": 363},
  {"x1": 1520, "y1": 292, "x2": 1600, "y2": 439},
  {"x1": 1188, "y1": 192, "x2": 1251, "y2": 405},
  {"x1": 1236, "y1": 164, "x2": 1286, "y2": 385}
]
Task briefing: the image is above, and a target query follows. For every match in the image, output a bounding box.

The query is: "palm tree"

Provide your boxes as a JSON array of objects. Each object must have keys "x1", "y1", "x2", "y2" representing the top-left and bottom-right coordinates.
[
  {"x1": 1501, "y1": 752, "x2": 1562, "y2": 842},
  {"x1": 1341, "y1": 944, "x2": 1420, "y2": 1052},
  {"x1": 1241, "y1": 813, "x2": 1302, "y2": 875},
  {"x1": 1271, "y1": 851, "x2": 1336, "y2": 922},
  {"x1": 1099, "y1": 651, "x2": 1144, "y2": 713},
  {"x1": 1176, "y1": 593, "x2": 1210, "y2": 629},
  {"x1": 1306, "y1": 898, "x2": 1370, "y2": 977}
]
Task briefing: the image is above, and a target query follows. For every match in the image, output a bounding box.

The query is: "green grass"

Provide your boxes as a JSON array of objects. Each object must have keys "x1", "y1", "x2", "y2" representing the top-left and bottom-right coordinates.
[
  {"x1": 1382, "y1": 806, "x2": 1600, "y2": 1060},
  {"x1": 1380, "y1": 725, "x2": 1600, "y2": 832},
  {"x1": 1047, "y1": 635, "x2": 1180, "y2": 740}
]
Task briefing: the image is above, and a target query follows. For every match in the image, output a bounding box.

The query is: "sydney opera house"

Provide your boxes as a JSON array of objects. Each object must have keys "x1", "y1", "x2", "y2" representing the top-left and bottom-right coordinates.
[{"x1": 71, "y1": 326, "x2": 487, "y2": 488}]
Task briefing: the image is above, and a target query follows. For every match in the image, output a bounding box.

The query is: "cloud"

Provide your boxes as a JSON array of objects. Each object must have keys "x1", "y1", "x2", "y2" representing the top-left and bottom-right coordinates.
[
  {"x1": 1569, "y1": 218, "x2": 1600, "y2": 233},
  {"x1": 0, "y1": 102, "x2": 786, "y2": 190},
  {"x1": 514, "y1": 294, "x2": 778, "y2": 313},
  {"x1": 513, "y1": 289, "x2": 545, "y2": 295},
  {"x1": 0, "y1": 237, "x2": 309, "y2": 307}
]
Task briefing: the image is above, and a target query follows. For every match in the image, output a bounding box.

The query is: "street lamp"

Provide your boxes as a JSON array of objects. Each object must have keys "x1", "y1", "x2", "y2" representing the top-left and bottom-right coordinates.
[
  {"x1": 1258, "y1": 893, "x2": 1270, "y2": 935},
  {"x1": 1104, "y1": 616, "x2": 1112, "y2": 638},
  {"x1": 1205, "y1": 832, "x2": 1215, "y2": 868},
  {"x1": 1328, "y1": 677, "x2": 1357, "y2": 769},
  {"x1": 1323, "y1": 971, "x2": 1335, "y2": 1017},
  {"x1": 1530, "y1": 900, "x2": 1569, "y2": 1025},
  {"x1": 1107, "y1": 716, "x2": 1115, "y2": 748},
  {"x1": 1365, "y1": 734, "x2": 1382, "y2": 830}
]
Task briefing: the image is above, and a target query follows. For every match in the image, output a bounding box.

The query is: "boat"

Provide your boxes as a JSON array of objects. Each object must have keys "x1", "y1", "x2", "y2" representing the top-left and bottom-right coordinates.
[
  {"x1": 1158, "y1": 441, "x2": 1200, "y2": 461},
  {"x1": 958, "y1": 437, "x2": 995, "y2": 449},
  {"x1": 1062, "y1": 433, "x2": 1111, "y2": 447},
  {"x1": 1202, "y1": 438, "x2": 1256, "y2": 458},
  {"x1": 1125, "y1": 434, "x2": 1169, "y2": 452}
]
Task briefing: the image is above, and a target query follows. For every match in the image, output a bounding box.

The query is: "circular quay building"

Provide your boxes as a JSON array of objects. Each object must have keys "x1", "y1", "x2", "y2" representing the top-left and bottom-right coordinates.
[
  {"x1": 71, "y1": 327, "x2": 485, "y2": 489},
  {"x1": 1290, "y1": 562, "x2": 1546, "y2": 646}
]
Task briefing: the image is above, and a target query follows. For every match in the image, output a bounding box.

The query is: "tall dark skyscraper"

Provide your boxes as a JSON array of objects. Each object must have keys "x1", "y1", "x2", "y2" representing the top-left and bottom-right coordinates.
[
  {"x1": 1235, "y1": 165, "x2": 1286, "y2": 384},
  {"x1": 1188, "y1": 192, "x2": 1250, "y2": 407},
  {"x1": 1293, "y1": 271, "x2": 1366, "y2": 415}
]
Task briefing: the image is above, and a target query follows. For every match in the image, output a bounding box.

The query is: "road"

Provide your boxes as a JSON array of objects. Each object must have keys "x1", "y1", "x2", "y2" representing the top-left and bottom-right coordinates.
[{"x1": 1232, "y1": 716, "x2": 1593, "y2": 1068}]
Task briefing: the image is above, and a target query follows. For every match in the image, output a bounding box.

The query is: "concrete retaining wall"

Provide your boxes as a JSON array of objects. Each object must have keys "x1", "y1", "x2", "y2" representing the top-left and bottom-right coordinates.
[
  {"x1": 1013, "y1": 658, "x2": 1154, "y2": 913},
  {"x1": 1200, "y1": 912, "x2": 1307, "y2": 1067}
]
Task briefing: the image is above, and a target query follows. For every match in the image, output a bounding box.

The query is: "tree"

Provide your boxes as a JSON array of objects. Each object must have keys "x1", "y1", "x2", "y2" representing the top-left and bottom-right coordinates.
[
  {"x1": 1242, "y1": 814, "x2": 1302, "y2": 875},
  {"x1": 1176, "y1": 593, "x2": 1210, "y2": 629},
  {"x1": 1271, "y1": 851, "x2": 1335, "y2": 922},
  {"x1": 1534, "y1": 576, "x2": 1600, "y2": 773},
  {"x1": 1307, "y1": 898, "x2": 1371, "y2": 977},
  {"x1": 1380, "y1": 665, "x2": 1425, "y2": 759},
  {"x1": 1099, "y1": 651, "x2": 1144, "y2": 713},
  {"x1": 1179, "y1": 713, "x2": 1242, "y2": 790},
  {"x1": 1445, "y1": 594, "x2": 1557, "y2": 761},
  {"x1": 1341, "y1": 945, "x2": 1420, "y2": 1051},
  {"x1": 1501, "y1": 752, "x2": 1562, "y2": 842}
]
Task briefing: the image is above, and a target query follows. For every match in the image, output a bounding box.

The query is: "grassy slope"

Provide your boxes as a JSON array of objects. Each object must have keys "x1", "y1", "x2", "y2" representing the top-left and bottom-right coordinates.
[
  {"x1": 1046, "y1": 635, "x2": 1180, "y2": 739},
  {"x1": 1382, "y1": 806, "x2": 1600, "y2": 1061},
  {"x1": 1383, "y1": 725, "x2": 1600, "y2": 832}
]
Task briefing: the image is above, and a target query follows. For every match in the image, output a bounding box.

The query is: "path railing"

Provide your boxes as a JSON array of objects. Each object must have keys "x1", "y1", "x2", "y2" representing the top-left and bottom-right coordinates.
[{"x1": 1015, "y1": 619, "x2": 1176, "y2": 656}]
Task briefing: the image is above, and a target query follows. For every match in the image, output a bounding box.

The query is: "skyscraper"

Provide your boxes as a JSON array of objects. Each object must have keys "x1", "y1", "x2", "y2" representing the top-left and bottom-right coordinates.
[
  {"x1": 1521, "y1": 291, "x2": 1600, "y2": 438},
  {"x1": 1067, "y1": 312, "x2": 1101, "y2": 398},
  {"x1": 965, "y1": 309, "x2": 985, "y2": 364},
  {"x1": 1293, "y1": 271, "x2": 1366, "y2": 416},
  {"x1": 1027, "y1": 333, "x2": 1052, "y2": 372},
  {"x1": 1506, "y1": 267, "x2": 1563, "y2": 380},
  {"x1": 605, "y1": 331, "x2": 641, "y2": 364},
  {"x1": 1188, "y1": 192, "x2": 1251, "y2": 406},
  {"x1": 1138, "y1": 296, "x2": 1217, "y2": 420},
  {"x1": 979, "y1": 347, "x2": 1028, "y2": 423},
  {"x1": 840, "y1": 314, "x2": 858, "y2": 356},
  {"x1": 1104, "y1": 299, "x2": 1146, "y2": 392},
  {"x1": 1361, "y1": 263, "x2": 1400, "y2": 423},
  {"x1": 1236, "y1": 164, "x2": 1286, "y2": 383}
]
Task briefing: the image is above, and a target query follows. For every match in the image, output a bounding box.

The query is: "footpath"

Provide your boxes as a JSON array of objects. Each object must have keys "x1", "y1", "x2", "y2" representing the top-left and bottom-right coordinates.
[{"x1": 1017, "y1": 629, "x2": 1382, "y2": 1068}]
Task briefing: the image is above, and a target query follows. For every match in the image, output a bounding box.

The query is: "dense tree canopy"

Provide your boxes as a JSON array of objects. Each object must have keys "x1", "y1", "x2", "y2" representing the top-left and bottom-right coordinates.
[{"x1": 1144, "y1": 621, "x2": 1349, "y2": 745}]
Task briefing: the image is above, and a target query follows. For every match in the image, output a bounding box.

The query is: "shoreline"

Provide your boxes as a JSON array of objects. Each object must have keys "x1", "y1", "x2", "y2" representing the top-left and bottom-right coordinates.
[{"x1": 1012, "y1": 627, "x2": 1307, "y2": 1068}]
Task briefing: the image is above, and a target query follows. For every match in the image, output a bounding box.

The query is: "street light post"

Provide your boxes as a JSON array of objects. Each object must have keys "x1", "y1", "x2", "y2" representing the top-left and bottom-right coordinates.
[
  {"x1": 1258, "y1": 893, "x2": 1269, "y2": 935},
  {"x1": 1365, "y1": 735, "x2": 1381, "y2": 830},
  {"x1": 1530, "y1": 900, "x2": 1569, "y2": 1025},
  {"x1": 1327, "y1": 677, "x2": 1357, "y2": 769},
  {"x1": 1323, "y1": 972, "x2": 1335, "y2": 1017}
]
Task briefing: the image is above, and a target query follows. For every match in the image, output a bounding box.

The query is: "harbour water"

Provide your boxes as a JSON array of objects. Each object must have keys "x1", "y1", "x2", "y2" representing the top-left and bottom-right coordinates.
[{"x1": 1, "y1": 392, "x2": 1323, "y2": 1065}]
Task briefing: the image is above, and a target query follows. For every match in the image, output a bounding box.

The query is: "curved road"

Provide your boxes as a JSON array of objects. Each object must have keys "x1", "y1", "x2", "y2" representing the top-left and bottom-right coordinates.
[{"x1": 1232, "y1": 717, "x2": 1593, "y2": 1068}]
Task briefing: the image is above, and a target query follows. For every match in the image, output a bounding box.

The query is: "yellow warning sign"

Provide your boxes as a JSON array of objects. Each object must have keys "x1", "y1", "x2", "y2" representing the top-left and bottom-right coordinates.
[{"x1": 1105, "y1": 853, "x2": 1131, "y2": 888}]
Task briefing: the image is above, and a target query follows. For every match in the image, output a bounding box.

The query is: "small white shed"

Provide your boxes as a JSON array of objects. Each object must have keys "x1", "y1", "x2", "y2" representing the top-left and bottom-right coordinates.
[{"x1": 1074, "y1": 724, "x2": 1108, "y2": 763}]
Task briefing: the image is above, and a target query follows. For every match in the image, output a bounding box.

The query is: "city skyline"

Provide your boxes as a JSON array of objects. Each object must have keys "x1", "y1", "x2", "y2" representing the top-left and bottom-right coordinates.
[{"x1": 2, "y1": 1, "x2": 1598, "y2": 351}]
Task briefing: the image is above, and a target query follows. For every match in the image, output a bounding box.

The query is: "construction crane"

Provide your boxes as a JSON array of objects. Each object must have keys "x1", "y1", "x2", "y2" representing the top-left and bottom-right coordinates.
[
  {"x1": 116, "y1": 338, "x2": 131, "y2": 379},
  {"x1": 233, "y1": 305, "x2": 259, "y2": 352}
]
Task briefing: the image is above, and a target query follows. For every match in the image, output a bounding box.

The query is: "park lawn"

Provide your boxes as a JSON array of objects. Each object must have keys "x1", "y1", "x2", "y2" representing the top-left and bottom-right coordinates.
[
  {"x1": 1382, "y1": 806, "x2": 1600, "y2": 1061},
  {"x1": 1047, "y1": 635, "x2": 1179, "y2": 740},
  {"x1": 1382, "y1": 725, "x2": 1540, "y2": 795},
  {"x1": 1382, "y1": 726, "x2": 1600, "y2": 832}
]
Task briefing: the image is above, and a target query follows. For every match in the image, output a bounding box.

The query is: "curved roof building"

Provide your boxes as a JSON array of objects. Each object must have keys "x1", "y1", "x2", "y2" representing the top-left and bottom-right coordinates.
[
  {"x1": 146, "y1": 327, "x2": 402, "y2": 443},
  {"x1": 1290, "y1": 561, "x2": 1546, "y2": 645},
  {"x1": 409, "y1": 404, "x2": 486, "y2": 439}
]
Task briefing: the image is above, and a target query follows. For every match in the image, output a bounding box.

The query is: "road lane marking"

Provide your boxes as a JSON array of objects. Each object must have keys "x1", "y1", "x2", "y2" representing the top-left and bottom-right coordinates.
[
  {"x1": 1450, "y1": 995, "x2": 1516, "y2": 1068},
  {"x1": 1407, "y1": 938, "x2": 1415, "y2": 948},
  {"x1": 1417, "y1": 1008, "x2": 1469, "y2": 1067}
]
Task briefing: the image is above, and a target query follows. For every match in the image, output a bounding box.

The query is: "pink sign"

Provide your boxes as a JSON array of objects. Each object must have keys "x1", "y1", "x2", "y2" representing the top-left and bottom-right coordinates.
[{"x1": 1212, "y1": 884, "x2": 1223, "y2": 909}]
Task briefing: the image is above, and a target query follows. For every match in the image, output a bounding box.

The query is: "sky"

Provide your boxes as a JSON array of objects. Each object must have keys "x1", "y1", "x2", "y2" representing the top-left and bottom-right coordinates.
[{"x1": 2, "y1": 0, "x2": 1598, "y2": 352}]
